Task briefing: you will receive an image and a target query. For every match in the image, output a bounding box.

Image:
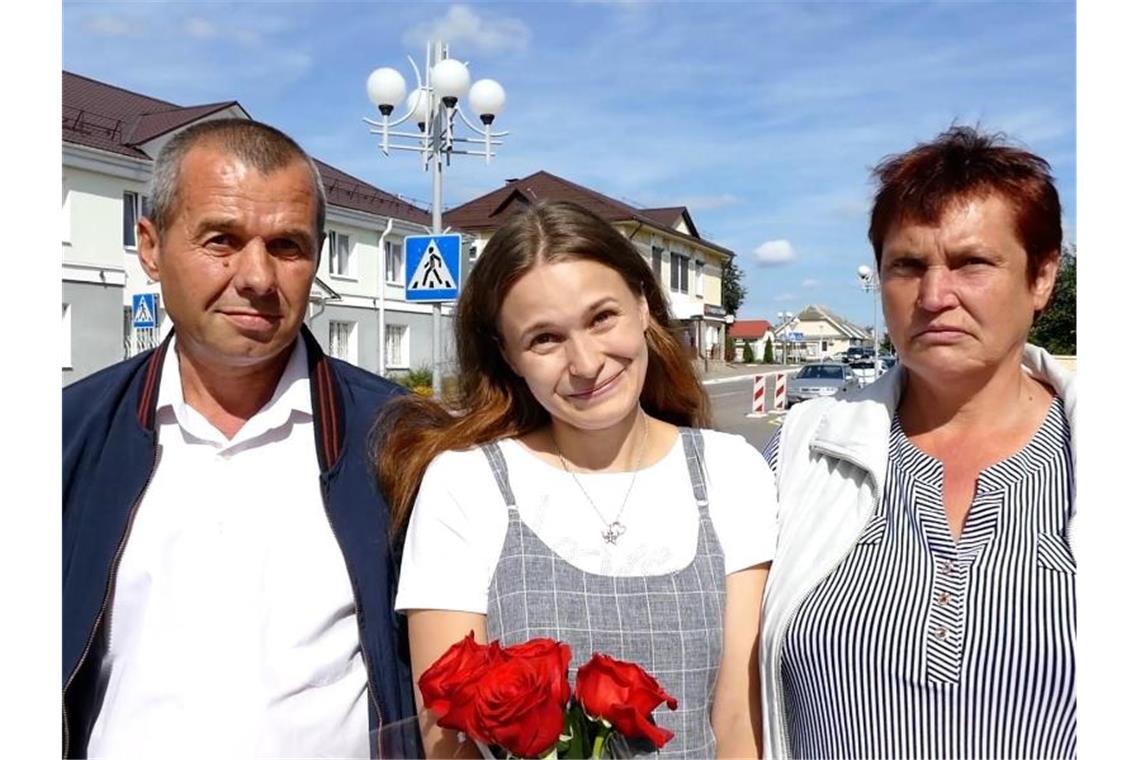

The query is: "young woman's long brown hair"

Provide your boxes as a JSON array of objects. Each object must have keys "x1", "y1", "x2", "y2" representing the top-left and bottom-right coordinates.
[{"x1": 375, "y1": 201, "x2": 712, "y2": 538}]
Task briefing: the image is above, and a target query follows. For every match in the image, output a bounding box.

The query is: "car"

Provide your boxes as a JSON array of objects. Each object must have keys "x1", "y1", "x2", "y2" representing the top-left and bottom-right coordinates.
[
  {"x1": 848, "y1": 359, "x2": 878, "y2": 388},
  {"x1": 787, "y1": 362, "x2": 860, "y2": 406},
  {"x1": 842, "y1": 346, "x2": 875, "y2": 364}
]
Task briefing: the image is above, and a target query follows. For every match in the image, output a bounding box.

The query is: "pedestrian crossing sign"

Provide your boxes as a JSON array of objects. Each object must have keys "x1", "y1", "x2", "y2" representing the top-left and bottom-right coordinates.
[
  {"x1": 404, "y1": 233, "x2": 462, "y2": 302},
  {"x1": 131, "y1": 293, "x2": 157, "y2": 329}
]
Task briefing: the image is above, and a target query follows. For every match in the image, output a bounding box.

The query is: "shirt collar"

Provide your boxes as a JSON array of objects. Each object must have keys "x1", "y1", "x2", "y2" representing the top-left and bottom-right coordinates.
[{"x1": 156, "y1": 335, "x2": 312, "y2": 446}]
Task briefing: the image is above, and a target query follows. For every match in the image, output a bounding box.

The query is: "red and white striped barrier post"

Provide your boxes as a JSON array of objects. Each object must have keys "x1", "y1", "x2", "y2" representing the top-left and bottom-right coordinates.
[
  {"x1": 751, "y1": 374, "x2": 766, "y2": 415},
  {"x1": 773, "y1": 372, "x2": 787, "y2": 411}
]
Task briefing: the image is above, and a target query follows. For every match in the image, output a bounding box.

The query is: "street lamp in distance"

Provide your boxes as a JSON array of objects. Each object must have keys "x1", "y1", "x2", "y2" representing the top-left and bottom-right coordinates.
[
  {"x1": 856, "y1": 264, "x2": 881, "y2": 377},
  {"x1": 777, "y1": 309, "x2": 795, "y2": 365}
]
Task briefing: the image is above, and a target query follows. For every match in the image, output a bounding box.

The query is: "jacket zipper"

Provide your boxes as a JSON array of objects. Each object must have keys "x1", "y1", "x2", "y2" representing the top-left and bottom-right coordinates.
[
  {"x1": 772, "y1": 444, "x2": 880, "y2": 758},
  {"x1": 319, "y1": 480, "x2": 383, "y2": 755},
  {"x1": 62, "y1": 445, "x2": 159, "y2": 759}
]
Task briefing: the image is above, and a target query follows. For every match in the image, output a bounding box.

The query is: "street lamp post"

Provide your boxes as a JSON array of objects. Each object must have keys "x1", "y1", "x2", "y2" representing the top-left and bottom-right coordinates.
[
  {"x1": 777, "y1": 310, "x2": 794, "y2": 365},
  {"x1": 857, "y1": 264, "x2": 881, "y2": 377},
  {"x1": 364, "y1": 41, "x2": 507, "y2": 397}
]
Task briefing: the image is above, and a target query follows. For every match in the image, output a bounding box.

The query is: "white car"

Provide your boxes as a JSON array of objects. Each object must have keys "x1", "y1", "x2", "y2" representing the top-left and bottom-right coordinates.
[
  {"x1": 849, "y1": 359, "x2": 878, "y2": 388},
  {"x1": 787, "y1": 362, "x2": 860, "y2": 406}
]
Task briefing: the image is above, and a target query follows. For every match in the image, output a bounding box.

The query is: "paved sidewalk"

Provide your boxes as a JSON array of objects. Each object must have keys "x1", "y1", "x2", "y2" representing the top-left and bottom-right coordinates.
[{"x1": 696, "y1": 361, "x2": 794, "y2": 386}]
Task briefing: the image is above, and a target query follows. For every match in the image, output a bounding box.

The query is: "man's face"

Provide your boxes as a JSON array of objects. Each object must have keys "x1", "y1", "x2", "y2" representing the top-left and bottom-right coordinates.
[
  {"x1": 880, "y1": 194, "x2": 1058, "y2": 384},
  {"x1": 138, "y1": 145, "x2": 320, "y2": 374}
]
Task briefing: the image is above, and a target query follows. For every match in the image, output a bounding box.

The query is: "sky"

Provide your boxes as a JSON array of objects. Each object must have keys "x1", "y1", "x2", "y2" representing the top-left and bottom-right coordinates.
[{"x1": 62, "y1": 0, "x2": 1075, "y2": 326}]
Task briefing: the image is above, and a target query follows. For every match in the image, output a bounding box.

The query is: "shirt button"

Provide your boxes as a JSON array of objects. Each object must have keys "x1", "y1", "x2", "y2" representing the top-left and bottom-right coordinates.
[
  {"x1": 934, "y1": 627, "x2": 948, "y2": 640},
  {"x1": 937, "y1": 592, "x2": 951, "y2": 606},
  {"x1": 940, "y1": 561, "x2": 955, "y2": 575}
]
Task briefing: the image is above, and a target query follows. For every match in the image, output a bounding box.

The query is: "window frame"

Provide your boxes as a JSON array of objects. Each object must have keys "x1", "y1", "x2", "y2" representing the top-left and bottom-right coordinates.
[
  {"x1": 62, "y1": 180, "x2": 72, "y2": 246},
  {"x1": 385, "y1": 239, "x2": 404, "y2": 285},
  {"x1": 328, "y1": 320, "x2": 358, "y2": 364},
  {"x1": 327, "y1": 230, "x2": 355, "y2": 279},
  {"x1": 670, "y1": 252, "x2": 690, "y2": 294},
  {"x1": 122, "y1": 190, "x2": 147, "y2": 249},
  {"x1": 384, "y1": 323, "x2": 410, "y2": 369},
  {"x1": 62, "y1": 303, "x2": 72, "y2": 369}
]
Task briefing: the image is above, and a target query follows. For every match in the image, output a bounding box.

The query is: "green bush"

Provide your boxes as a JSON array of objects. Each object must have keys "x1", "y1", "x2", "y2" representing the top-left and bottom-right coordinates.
[
  {"x1": 763, "y1": 337, "x2": 775, "y2": 363},
  {"x1": 388, "y1": 365, "x2": 433, "y2": 390},
  {"x1": 743, "y1": 342, "x2": 755, "y2": 363}
]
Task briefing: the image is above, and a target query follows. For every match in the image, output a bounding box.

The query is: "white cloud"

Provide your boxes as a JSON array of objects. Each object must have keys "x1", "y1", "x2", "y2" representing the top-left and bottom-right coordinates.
[
  {"x1": 801, "y1": 278, "x2": 820, "y2": 288},
  {"x1": 403, "y1": 5, "x2": 531, "y2": 55},
  {"x1": 185, "y1": 17, "x2": 217, "y2": 40},
  {"x1": 753, "y1": 239, "x2": 798, "y2": 266},
  {"x1": 84, "y1": 15, "x2": 133, "y2": 36}
]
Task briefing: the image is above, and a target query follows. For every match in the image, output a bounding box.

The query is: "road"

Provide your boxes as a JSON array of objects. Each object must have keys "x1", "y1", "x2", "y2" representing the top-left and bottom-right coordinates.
[{"x1": 704, "y1": 369, "x2": 789, "y2": 453}]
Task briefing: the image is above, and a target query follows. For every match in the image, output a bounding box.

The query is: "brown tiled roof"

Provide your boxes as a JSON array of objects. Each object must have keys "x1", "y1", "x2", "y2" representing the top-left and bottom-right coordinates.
[
  {"x1": 315, "y1": 160, "x2": 430, "y2": 225},
  {"x1": 126, "y1": 102, "x2": 241, "y2": 145},
  {"x1": 638, "y1": 206, "x2": 700, "y2": 238},
  {"x1": 63, "y1": 71, "x2": 179, "y2": 159},
  {"x1": 728, "y1": 319, "x2": 773, "y2": 339},
  {"x1": 63, "y1": 70, "x2": 429, "y2": 226},
  {"x1": 442, "y1": 170, "x2": 733, "y2": 258}
]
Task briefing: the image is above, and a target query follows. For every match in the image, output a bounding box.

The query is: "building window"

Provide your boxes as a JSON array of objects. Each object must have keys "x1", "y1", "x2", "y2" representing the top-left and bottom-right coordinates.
[
  {"x1": 329, "y1": 320, "x2": 357, "y2": 364},
  {"x1": 62, "y1": 303, "x2": 72, "y2": 369},
  {"x1": 123, "y1": 191, "x2": 149, "y2": 248},
  {"x1": 62, "y1": 183, "x2": 72, "y2": 245},
  {"x1": 385, "y1": 240, "x2": 404, "y2": 285},
  {"x1": 670, "y1": 253, "x2": 690, "y2": 294},
  {"x1": 385, "y1": 324, "x2": 409, "y2": 368},
  {"x1": 469, "y1": 244, "x2": 478, "y2": 265},
  {"x1": 651, "y1": 246, "x2": 663, "y2": 283},
  {"x1": 694, "y1": 261, "x2": 704, "y2": 298},
  {"x1": 328, "y1": 231, "x2": 354, "y2": 278}
]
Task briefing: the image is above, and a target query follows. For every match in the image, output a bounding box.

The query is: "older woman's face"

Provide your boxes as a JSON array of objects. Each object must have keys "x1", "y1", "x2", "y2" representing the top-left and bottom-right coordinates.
[{"x1": 880, "y1": 194, "x2": 1058, "y2": 385}]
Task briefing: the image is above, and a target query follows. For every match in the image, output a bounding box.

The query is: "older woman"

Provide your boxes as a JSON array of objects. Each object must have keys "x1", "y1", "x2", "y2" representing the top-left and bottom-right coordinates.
[{"x1": 760, "y1": 126, "x2": 1075, "y2": 759}]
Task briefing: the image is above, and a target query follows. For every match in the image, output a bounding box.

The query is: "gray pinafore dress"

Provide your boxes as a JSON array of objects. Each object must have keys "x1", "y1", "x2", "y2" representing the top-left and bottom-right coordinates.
[{"x1": 481, "y1": 428, "x2": 726, "y2": 758}]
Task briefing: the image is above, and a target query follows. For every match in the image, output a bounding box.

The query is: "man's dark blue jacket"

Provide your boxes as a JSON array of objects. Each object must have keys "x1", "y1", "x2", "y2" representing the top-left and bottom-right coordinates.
[{"x1": 62, "y1": 326, "x2": 420, "y2": 758}]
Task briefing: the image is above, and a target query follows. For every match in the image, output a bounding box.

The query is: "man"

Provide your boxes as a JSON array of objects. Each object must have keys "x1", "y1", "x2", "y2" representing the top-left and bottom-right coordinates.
[{"x1": 63, "y1": 119, "x2": 418, "y2": 758}]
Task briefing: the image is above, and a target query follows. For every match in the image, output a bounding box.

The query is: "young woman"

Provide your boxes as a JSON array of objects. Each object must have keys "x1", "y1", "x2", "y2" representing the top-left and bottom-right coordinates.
[{"x1": 378, "y1": 201, "x2": 777, "y2": 758}]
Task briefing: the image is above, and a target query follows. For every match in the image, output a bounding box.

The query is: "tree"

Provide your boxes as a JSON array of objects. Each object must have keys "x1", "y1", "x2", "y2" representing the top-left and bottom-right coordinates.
[
  {"x1": 1029, "y1": 246, "x2": 1076, "y2": 355},
  {"x1": 742, "y1": 341, "x2": 755, "y2": 363},
  {"x1": 721, "y1": 258, "x2": 746, "y2": 316},
  {"x1": 763, "y1": 336, "x2": 775, "y2": 363}
]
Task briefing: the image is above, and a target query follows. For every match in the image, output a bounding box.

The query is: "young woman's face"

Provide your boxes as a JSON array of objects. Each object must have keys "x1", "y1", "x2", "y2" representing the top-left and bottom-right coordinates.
[{"x1": 497, "y1": 259, "x2": 650, "y2": 433}]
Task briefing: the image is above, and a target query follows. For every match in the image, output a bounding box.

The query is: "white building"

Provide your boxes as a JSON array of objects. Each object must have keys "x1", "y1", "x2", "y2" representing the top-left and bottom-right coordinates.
[
  {"x1": 443, "y1": 170, "x2": 737, "y2": 362},
  {"x1": 772, "y1": 304, "x2": 870, "y2": 362},
  {"x1": 62, "y1": 70, "x2": 450, "y2": 384}
]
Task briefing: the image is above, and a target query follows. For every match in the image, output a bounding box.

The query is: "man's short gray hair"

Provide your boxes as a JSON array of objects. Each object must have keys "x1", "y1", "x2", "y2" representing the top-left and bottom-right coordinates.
[{"x1": 147, "y1": 118, "x2": 327, "y2": 247}]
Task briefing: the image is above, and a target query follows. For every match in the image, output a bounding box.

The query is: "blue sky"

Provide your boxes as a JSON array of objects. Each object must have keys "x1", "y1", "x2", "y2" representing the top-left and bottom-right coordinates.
[{"x1": 62, "y1": 0, "x2": 1075, "y2": 325}]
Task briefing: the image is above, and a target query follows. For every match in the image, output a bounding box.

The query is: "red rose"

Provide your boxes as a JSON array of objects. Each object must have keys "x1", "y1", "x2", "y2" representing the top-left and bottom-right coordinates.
[
  {"x1": 471, "y1": 638, "x2": 572, "y2": 758},
  {"x1": 574, "y1": 653, "x2": 678, "y2": 749},
  {"x1": 418, "y1": 631, "x2": 503, "y2": 739}
]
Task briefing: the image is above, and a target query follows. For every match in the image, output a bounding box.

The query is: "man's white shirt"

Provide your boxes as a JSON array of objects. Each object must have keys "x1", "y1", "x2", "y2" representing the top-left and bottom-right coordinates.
[{"x1": 88, "y1": 338, "x2": 369, "y2": 759}]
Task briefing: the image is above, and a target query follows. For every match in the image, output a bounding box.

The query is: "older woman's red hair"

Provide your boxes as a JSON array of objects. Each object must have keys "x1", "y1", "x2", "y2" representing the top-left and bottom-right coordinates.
[{"x1": 868, "y1": 125, "x2": 1062, "y2": 282}]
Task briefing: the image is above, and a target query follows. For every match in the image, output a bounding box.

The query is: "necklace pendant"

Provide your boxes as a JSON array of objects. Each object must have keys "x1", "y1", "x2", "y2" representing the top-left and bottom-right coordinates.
[{"x1": 602, "y1": 521, "x2": 626, "y2": 544}]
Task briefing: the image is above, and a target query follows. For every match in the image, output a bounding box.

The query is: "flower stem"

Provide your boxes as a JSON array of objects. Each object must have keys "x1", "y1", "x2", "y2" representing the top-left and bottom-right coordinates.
[{"x1": 591, "y1": 734, "x2": 606, "y2": 759}]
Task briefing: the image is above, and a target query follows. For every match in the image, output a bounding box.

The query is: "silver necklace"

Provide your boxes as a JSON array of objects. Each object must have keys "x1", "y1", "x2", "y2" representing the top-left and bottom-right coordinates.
[{"x1": 553, "y1": 413, "x2": 649, "y2": 545}]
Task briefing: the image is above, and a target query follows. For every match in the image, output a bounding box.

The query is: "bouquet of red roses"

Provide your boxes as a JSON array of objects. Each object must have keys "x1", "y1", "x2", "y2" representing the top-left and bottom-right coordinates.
[{"x1": 419, "y1": 632, "x2": 678, "y2": 759}]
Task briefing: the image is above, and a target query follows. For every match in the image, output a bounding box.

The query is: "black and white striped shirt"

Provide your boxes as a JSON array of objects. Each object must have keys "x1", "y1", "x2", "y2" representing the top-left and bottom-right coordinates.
[{"x1": 763, "y1": 397, "x2": 1075, "y2": 758}]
